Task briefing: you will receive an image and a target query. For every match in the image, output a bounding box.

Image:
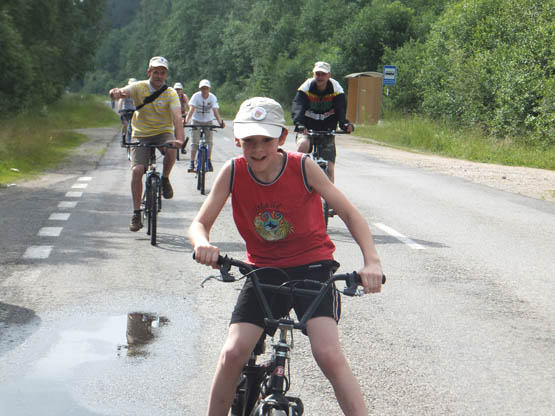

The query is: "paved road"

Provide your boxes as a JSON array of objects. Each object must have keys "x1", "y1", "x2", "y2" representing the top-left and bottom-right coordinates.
[{"x1": 1, "y1": 126, "x2": 554, "y2": 415}]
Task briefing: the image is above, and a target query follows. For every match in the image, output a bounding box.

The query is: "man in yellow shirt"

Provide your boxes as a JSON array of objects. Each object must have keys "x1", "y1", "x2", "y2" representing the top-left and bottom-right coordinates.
[{"x1": 109, "y1": 56, "x2": 184, "y2": 231}]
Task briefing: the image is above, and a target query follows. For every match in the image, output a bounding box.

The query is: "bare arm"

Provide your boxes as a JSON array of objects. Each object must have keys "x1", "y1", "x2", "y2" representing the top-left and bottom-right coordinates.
[
  {"x1": 171, "y1": 106, "x2": 185, "y2": 144},
  {"x1": 213, "y1": 108, "x2": 226, "y2": 128},
  {"x1": 184, "y1": 105, "x2": 195, "y2": 124},
  {"x1": 109, "y1": 86, "x2": 131, "y2": 100},
  {"x1": 189, "y1": 162, "x2": 232, "y2": 267},
  {"x1": 305, "y1": 158, "x2": 383, "y2": 293}
]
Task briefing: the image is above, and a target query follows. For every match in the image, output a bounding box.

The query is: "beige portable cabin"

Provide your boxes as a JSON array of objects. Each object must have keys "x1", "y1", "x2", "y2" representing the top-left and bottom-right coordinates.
[{"x1": 345, "y1": 72, "x2": 383, "y2": 124}]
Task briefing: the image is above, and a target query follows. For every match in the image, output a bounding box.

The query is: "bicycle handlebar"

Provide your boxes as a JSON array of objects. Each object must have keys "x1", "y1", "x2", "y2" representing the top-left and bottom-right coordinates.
[
  {"x1": 125, "y1": 142, "x2": 179, "y2": 149},
  {"x1": 195, "y1": 253, "x2": 385, "y2": 331},
  {"x1": 183, "y1": 125, "x2": 224, "y2": 129},
  {"x1": 304, "y1": 129, "x2": 350, "y2": 136}
]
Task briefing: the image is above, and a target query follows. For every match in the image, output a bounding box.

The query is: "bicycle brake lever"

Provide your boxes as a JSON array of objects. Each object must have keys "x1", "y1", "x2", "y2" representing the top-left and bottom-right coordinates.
[
  {"x1": 220, "y1": 268, "x2": 236, "y2": 283},
  {"x1": 200, "y1": 275, "x2": 218, "y2": 287}
]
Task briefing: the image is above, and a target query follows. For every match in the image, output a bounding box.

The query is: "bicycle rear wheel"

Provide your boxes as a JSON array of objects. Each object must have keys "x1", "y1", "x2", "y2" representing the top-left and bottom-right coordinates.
[{"x1": 149, "y1": 175, "x2": 159, "y2": 245}]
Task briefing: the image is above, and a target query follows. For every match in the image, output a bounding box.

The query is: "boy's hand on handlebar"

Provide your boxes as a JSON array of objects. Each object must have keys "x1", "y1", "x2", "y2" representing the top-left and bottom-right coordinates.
[
  {"x1": 193, "y1": 244, "x2": 220, "y2": 269},
  {"x1": 219, "y1": 120, "x2": 226, "y2": 128},
  {"x1": 358, "y1": 264, "x2": 383, "y2": 294}
]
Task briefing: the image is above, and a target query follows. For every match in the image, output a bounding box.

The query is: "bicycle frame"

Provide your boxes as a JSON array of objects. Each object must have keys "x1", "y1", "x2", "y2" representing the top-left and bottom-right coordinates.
[
  {"x1": 201, "y1": 254, "x2": 384, "y2": 416},
  {"x1": 184, "y1": 124, "x2": 223, "y2": 195},
  {"x1": 126, "y1": 142, "x2": 176, "y2": 245},
  {"x1": 306, "y1": 130, "x2": 335, "y2": 229}
]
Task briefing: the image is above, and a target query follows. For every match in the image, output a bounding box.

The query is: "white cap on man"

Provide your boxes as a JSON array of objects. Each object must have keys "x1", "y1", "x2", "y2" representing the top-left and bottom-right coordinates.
[
  {"x1": 149, "y1": 56, "x2": 169, "y2": 69},
  {"x1": 173, "y1": 82, "x2": 183, "y2": 89},
  {"x1": 313, "y1": 61, "x2": 331, "y2": 73},
  {"x1": 233, "y1": 97, "x2": 286, "y2": 140},
  {"x1": 199, "y1": 79, "x2": 211, "y2": 89}
]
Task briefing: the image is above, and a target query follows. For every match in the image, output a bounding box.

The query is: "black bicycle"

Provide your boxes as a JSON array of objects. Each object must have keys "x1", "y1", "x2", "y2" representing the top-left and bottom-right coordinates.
[
  {"x1": 184, "y1": 124, "x2": 223, "y2": 195},
  {"x1": 303, "y1": 129, "x2": 348, "y2": 229},
  {"x1": 200, "y1": 254, "x2": 385, "y2": 415},
  {"x1": 126, "y1": 142, "x2": 177, "y2": 246}
]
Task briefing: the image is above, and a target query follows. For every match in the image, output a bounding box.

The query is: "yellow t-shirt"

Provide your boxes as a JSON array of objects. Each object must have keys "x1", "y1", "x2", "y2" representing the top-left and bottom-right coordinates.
[{"x1": 126, "y1": 81, "x2": 180, "y2": 138}]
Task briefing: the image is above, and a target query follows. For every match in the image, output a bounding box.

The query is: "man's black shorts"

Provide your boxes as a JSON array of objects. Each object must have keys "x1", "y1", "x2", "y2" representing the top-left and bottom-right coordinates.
[
  {"x1": 296, "y1": 133, "x2": 336, "y2": 163},
  {"x1": 230, "y1": 260, "x2": 341, "y2": 336}
]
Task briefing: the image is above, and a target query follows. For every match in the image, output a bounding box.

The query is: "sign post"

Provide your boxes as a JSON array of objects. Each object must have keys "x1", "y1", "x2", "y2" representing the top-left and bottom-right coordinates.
[{"x1": 380, "y1": 65, "x2": 397, "y2": 122}]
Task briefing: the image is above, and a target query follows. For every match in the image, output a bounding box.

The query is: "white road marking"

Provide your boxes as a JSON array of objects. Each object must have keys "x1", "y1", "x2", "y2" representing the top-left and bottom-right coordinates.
[
  {"x1": 71, "y1": 183, "x2": 88, "y2": 189},
  {"x1": 65, "y1": 191, "x2": 83, "y2": 197},
  {"x1": 78, "y1": 176, "x2": 92, "y2": 181},
  {"x1": 38, "y1": 227, "x2": 63, "y2": 237},
  {"x1": 22, "y1": 246, "x2": 53, "y2": 259},
  {"x1": 58, "y1": 201, "x2": 78, "y2": 208},
  {"x1": 373, "y1": 223, "x2": 426, "y2": 250},
  {"x1": 49, "y1": 213, "x2": 71, "y2": 221}
]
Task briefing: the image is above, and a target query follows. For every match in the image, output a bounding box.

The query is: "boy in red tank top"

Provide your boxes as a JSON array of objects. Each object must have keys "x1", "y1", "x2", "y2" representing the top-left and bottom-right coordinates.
[{"x1": 190, "y1": 97, "x2": 383, "y2": 416}]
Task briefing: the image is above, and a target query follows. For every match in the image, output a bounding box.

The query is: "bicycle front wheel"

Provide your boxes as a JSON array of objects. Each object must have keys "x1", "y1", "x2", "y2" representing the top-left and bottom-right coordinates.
[
  {"x1": 199, "y1": 148, "x2": 206, "y2": 195},
  {"x1": 322, "y1": 198, "x2": 329, "y2": 229},
  {"x1": 149, "y1": 175, "x2": 159, "y2": 245}
]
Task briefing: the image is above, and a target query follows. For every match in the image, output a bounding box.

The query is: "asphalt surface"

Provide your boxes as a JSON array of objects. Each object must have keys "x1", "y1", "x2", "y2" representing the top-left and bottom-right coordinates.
[{"x1": 1, "y1": 125, "x2": 554, "y2": 415}]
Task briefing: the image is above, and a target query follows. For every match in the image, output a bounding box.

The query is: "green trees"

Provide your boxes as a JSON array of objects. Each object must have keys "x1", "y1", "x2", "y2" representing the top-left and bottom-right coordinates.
[
  {"x1": 6, "y1": 0, "x2": 553, "y2": 147},
  {"x1": 0, "y1": 0, "x2": 107, "y2": 116},
  {"x1": 389, "y1": 0, "x2": 554, "y2": 145}
]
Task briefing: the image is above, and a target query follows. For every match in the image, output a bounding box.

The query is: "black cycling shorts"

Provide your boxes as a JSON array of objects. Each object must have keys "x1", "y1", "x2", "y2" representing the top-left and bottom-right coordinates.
[
  {"x1": 296, "y1": 133, "x2": 336, "y2": 163},
  {"x1": 230, "y1": 260, "x2": 341, "y2": 336}
]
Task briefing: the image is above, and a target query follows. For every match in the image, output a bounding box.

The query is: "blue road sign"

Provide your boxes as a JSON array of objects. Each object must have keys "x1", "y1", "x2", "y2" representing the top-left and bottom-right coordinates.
[{"x1": 383, "y1": 65, "x2": 397, "y2": 86}]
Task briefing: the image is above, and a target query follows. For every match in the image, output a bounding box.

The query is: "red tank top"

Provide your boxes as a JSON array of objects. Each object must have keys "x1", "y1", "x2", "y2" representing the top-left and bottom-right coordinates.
[{"x1": 231, "y1": 151, "x2": 335, "y2": 268}]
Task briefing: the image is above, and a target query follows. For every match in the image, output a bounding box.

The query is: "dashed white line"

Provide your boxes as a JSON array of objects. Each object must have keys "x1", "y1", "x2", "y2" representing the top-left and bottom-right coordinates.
[
  {"x1": 373, "y1": 223, "x2": 426, "y2": 250},
  {"x1": 71, "y1": 183, "x2": 88, "y2": 189},
  {"x1": 22, "y1": 246, "x2": 53, "y2": 259},
  {"x1": 78, "y1": 176, "x2": 92, "y2": 181},
  {"x1": 38, "y1": 227, "x2": 63, "y2": 237},
  {"x1": 65, "y1": 191, "x2": 83, "y2": 197},
  {"x1": 49, "y1": 213, "x2": 71, "y2": 221},
  {"x1": 58, "y1": 201, "x2": 78, "y2": 208}
]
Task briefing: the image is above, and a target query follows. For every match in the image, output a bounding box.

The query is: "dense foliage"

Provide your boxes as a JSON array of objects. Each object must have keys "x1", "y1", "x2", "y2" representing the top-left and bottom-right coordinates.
[
  {"x1": 385, "y1": 0, "x2": 554, "y2": 145},
  {"x1": 0, "y1": 0, "x2": 107, "y2": 116},
  {"x1": 6, "y1": 0, "x2": 554, "y2": 147}
]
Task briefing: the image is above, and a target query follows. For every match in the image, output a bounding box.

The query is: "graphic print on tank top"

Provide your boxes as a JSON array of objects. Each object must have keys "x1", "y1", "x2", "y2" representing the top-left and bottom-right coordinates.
[{"x1": 253, "y1": 204, "x2": 293, "y2": 241}]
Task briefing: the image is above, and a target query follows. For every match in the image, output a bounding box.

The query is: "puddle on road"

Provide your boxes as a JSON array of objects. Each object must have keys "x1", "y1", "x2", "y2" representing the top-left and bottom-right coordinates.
[
  {"x1": 118, "y1": 312, "x2": 170, "y2": 357},
  {"x1": 0, "y1": 312, "x2": 169, "y2": 414}
]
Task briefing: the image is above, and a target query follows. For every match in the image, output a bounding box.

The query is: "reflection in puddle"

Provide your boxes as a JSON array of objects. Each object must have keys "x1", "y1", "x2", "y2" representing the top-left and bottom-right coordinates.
[
  {"x1": 118, "y1": 312, "x2": 169, "y2": 357},
  {"x1": 0, "y1": 312, "x2": 169, "y2": 415}
]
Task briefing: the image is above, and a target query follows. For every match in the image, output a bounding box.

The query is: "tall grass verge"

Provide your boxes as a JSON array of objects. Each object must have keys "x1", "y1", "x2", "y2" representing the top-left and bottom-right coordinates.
[
  {"x1": 356, "y1": 112, "x2": 555, "y2": 170},
  {"x1": 0, "y1": 94, "x2": 118, "y2": 185}
]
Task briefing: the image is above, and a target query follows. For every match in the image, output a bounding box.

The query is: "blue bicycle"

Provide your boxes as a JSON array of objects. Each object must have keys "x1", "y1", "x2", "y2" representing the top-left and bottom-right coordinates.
[{"x1": 184, "y1": 124, "x2": 223, "y2": 195}]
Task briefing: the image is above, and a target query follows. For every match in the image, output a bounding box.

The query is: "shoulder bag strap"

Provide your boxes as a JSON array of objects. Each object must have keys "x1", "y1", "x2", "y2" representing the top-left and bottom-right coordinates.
[{"x1": 135, "y1": 84, "x2": 169, "y2": 110}]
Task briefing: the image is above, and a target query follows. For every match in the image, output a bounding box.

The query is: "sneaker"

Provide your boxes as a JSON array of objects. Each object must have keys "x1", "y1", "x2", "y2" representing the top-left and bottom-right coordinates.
[
  {"x1": 207, "y1": 159, "x2": 213, "y2": 172},
  {"x1": 328, "y1": 208, "x2": 336, "y2": 217},
  {"x1": 162, "y1": 177, "x2": 173, "y2": 199},
  {"x1": 129, "y1": 213, "x2": 143, "y2": 232},
  {"x1": 188, "y1": 161, "x2": 195, "y2": 173}
]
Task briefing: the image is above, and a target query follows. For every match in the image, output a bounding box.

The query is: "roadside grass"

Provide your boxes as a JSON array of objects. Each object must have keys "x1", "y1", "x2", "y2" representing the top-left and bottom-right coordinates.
[
  {"x1": 0, "y1": 94, "x2": 118, "y2": 185},
  {"x1": 356, "y1": 112, "x2": 555, "y2": 171}
]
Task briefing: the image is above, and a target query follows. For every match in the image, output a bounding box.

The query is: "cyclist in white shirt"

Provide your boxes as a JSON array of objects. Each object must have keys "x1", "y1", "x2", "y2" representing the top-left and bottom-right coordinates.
[{"x1": 184, "y1": 79, "x2": 225, "y2": 172}]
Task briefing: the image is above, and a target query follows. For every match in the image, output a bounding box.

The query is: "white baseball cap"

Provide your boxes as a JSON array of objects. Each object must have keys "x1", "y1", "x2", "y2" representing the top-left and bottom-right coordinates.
[
  {"x1": 233, "y1": 97, "x2": 286, "y2": 140},
  {"x1": 173, "y1": 82, "x2": 183, "y2": 89},
  {"x1": 149, "y1": 56, "x2": 169, "y2": 69},
  {"x1": 199, "y1": 79, "x2": 211, "y2": 88},
  {"x1": 313, "y1": 61, "x2": 331, "y2": 73}
]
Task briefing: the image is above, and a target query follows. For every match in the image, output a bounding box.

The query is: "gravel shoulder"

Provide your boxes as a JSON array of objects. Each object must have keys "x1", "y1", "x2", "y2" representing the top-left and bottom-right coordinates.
[{"x1": 342, "y1": 135, "x2": 555, "y2": 203}]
